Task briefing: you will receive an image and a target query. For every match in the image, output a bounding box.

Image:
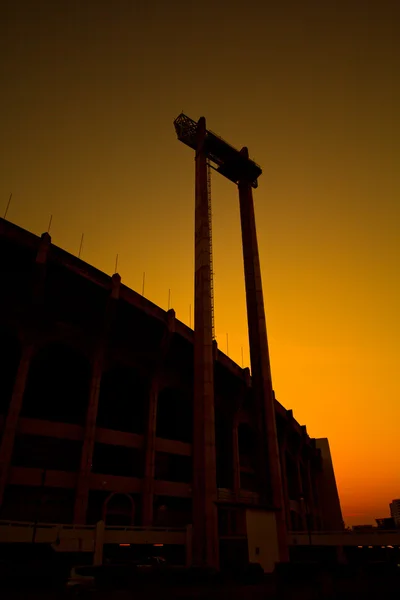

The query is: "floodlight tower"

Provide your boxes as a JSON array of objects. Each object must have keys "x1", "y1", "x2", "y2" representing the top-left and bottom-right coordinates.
[{"x1": 174, "y1": 114, "x2": 289, "y2": 566}]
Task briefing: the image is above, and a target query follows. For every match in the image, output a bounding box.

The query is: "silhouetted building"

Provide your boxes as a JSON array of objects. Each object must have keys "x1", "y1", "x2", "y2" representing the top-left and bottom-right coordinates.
[
  {"x1": 315, "y1": 439, "x2": 344, "y2": 530},
  {"x1": 376, "y1": 517, "x2": 396, "y2": 530},
  {"x1": 0, "y1": 217, "x2": 343, "y2": 569},
  {"x1": 390, "y1": 499, "x2": 400, "y2": 527}
]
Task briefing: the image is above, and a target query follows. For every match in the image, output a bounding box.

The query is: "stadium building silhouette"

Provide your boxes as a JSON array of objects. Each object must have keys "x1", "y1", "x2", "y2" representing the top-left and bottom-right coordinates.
[{"x1": 0, "y1": 215, "x2": 343, "y2": 569}]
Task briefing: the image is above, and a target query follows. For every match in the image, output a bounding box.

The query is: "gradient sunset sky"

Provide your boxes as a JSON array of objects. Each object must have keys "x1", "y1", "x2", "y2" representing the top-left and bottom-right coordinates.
[{"x1": 1, "y1": 0, "x2": 399, "y2": 526}]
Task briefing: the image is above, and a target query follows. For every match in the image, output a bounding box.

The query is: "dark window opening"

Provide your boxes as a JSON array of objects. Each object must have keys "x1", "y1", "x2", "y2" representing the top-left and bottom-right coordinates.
[
  {"x1": 112, "y1": 300, "x2": 165, "y2": 353},
  {"x1": 300, "y1": 463, "x2": 308, "y2": 499},
  {"x1": 163, "y1": 336, "x2": 194, "y2": 386},
  {"x1": 153, "y1": 496, "x2": 191, "y2": 527},
  {"x1": 290, "y1": 510, "x2": 298, "y2": 531},
  {"x1": 239, "y1": 471, "x2": 259, "y2": 493},
  {"x1": 92, "y1": 443, "x2": 143, "y2": 478},
  {"x1": 238, "y1": 423, "x2": 257, "y2": 470},
  {"x1": 97, "y1": 367, "x2": 147, "y2": 434},
  {"x1": 154, "y1": 452, "x2": 192, "y2": 483},
  {"x1": 0, "y1": 238, "x2": 36, "y2": 304},
  {"x1": 215, "y1": 416, "x2": 233, "y2": 489},
  {"x1": 156, "y1": 388, "x2": 192, "y2": 443},
  {"x1": 11, "y1": 434, "x2": 82, "y2": 471},
  {"x1": 0, "y1": 485, "x2": 74, "y2": 523},
  {"x1": 44, "y1": 263, "x2": 108, "y2": 331},
  {"x1": 21, "y1": 343, "x2": 91, "y2": 425},
  {"x1": 286, "y1": 454, "x2": 300, "y2": 500}
]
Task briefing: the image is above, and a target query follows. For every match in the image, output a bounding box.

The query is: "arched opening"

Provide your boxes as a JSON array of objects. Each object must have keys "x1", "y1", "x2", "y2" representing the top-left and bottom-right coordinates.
[
  {"x1": 97, "y1": 366, "x2": 148, "y2": 434},
  {"x1": 0, "y1": 327, "x2": 21, "y2": 420},
  {"x1": 21, "y1": 343, "x2": 91, "y2": 425},
  {"x1": 102, "y1": 492, "x2": 135, "y2": 526},
  {"x1": 156, "y1": 388, "x2": 192, "y2": 443}
]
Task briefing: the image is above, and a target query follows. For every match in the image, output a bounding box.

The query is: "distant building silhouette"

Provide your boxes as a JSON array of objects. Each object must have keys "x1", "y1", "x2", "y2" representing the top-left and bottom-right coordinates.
[
  {"x1": 376, "y1": 517, "x2": 396, "y2": 530},
  {"x1": 390, "y1": 499, "x2": 400, "y2": 528}
]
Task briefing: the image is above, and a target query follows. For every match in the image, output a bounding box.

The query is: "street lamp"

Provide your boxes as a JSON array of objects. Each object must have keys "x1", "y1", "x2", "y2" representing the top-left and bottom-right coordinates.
[{"x1": 300, "y1": 495, "x2": 312, "y2": 547}]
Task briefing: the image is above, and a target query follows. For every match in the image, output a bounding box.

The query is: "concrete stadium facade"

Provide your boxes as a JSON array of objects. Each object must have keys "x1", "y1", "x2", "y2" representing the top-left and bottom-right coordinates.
[{"x1": 0, "y1": 217, "x2": 343, "y2": 570}]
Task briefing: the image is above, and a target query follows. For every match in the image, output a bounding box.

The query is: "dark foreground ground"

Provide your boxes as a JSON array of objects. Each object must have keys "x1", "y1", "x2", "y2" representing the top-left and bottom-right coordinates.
[
  {"x1": 1, "y1": 561, "x2": 400, "y2": 599},
  {"x1": 2, "y1": 573, "x2": 400, "y2": 600}
]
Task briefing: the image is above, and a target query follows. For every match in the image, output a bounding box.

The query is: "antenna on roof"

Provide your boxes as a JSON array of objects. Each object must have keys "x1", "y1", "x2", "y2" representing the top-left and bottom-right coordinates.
[
  {"x1": 115, "y1": 254, "x2": 119, "y2": 274},
  {"x1": 3, "y1": 193, "x2": 12, "y2": 219},
  {"x1": 78, "y1": 233, "x2": 84, "y2": 258},
  {"x1": 47, "y1": 215, "x2": 53, "y2": 234}
]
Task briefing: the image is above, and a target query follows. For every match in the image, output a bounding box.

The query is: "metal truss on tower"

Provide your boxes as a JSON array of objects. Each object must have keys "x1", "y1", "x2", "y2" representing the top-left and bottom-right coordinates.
[{"x1": 174, "y1": 113, "x2": 262, "y2": 188}]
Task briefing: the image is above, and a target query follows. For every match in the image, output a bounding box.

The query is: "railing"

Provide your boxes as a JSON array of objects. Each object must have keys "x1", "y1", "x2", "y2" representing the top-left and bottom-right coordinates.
[
  {"x1": 104, "y1": 525, "x2": 185, "y2": 532},
  {"x1": 217, "y1": 489, "x2": 260, "y2": 504},
  {"x1": 289, "y1": 530, "x2": 400, "y2": 535},
  {"x1": 0, "y1": 520, "x2": 188, "y2": 547},
  {"x1": 289, "y1": 529, "x2": 400, "y2": 547}
]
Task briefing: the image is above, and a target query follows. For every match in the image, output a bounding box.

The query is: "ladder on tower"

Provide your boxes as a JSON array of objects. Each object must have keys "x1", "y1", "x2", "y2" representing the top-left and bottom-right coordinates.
[{"x1": 207, "y1": 161, "x2": 215, "y2": 340}]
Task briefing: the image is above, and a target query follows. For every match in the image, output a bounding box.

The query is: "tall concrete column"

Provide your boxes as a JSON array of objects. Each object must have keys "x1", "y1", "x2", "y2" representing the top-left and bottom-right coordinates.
[
  {"x1": 0, "y1": 231, "x2": 51, "y2": 511},
  {"x1": 238, "y1": 149, "x2": 288, "y2": 562},
  {"x1": 74, "y1": 274, "x2": 120, "y2": 524},
  {"x1": 192, "y1": 116, "x2": 218, "y2": 569},
  {"x1": 0, "y1": 343, "x2": 34, "y2": 509}
]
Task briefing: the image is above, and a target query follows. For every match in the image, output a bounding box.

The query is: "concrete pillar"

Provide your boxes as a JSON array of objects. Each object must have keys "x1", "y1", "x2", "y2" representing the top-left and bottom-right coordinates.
[
  {"x1": 0, "y1": 231, "x2": 52, "y2": 511},
  {"x1": 74, "y1": 360, "x2": 103, "y2": 524},
  {"x1": 93, "y1": 520, "x2": 105, "y2": 566},
  {"x1": 73, "y1": 274, "x2": 120, "y2": 524},
  {"x1": 192, "y1": 116, "x2": 218, "y2": 569},
  {"x1": 279, "y1": 441, "x2": 291, "y2": 531},
  {"x1": 237, "y1": 148, "x2": 288, "y2": 562},
  {"x1": 0, "y1": 344, "x2": 34, "y2": 509},
  {"x1": 185, "y1": 524, "x2": 193, "y2": 567},
  {"x1": 305, "y1": 458, "x2": 316, "y2": 529},
  {"x1": 142, "y1": 384, "x2": 158, "y2": 526},
  {"x1": 32, "y1": 232, "x2": 51, "y2": 304},
  {"x1": 232, "y1": 415, "x2": 240, "y2": 499},
  {"x1": 296, "y1": 460, "x2": 306, "y2": 530}
]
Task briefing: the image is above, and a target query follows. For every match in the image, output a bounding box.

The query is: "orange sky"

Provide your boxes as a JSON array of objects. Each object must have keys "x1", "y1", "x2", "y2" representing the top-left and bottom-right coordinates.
[{"x1": 1, "y1": 0, "x2": 399, "y2": 526}]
